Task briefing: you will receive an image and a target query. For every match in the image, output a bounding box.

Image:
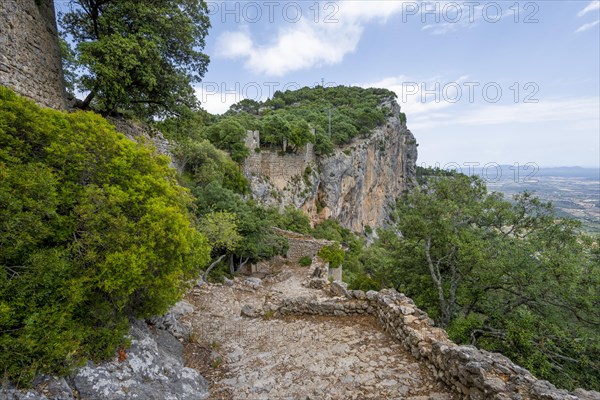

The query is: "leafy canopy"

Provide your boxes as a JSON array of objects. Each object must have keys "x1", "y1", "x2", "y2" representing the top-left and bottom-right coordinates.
[
  {"x1": 364, "y1": 171, "x2": 600, "y2": 391},
  {"x1": 60, "y1": 0, "x2": 210, "y2": 118},
  {"x1": 221, "y1": 86, "x2": 398, "y2": 155}
]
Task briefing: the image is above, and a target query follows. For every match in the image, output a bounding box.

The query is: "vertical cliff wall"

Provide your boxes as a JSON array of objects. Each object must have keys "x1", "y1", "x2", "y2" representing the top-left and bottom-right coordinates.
[
  {"x1": 0, "y1": 0, "x2": 66, "y2": 109},
  {"x1": 243, "y1": 99, "x2": 418, "y2": 232}
]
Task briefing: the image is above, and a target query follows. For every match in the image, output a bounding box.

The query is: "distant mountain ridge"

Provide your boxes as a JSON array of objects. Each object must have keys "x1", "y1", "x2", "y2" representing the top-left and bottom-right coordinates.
[{"x1": 535, "y1": 166, "x2": 600, "y2": 180}]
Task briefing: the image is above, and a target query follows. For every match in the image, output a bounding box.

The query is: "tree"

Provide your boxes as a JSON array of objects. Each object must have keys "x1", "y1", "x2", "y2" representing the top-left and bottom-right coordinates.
[
  {"x1": 60, "y1": 0, "x2": 211, "y2": 118},
  {"x1": 317, "y1": 243, "x2": 345, "y2": 268},
  {"x1": 228, "y1": 99, "x2": 260, "y2": 115},
  {"x1": 285, "y1": 115, "x2": 313, "y2": 152},
  {"x1": 172, "y1": 138, "x2": 248, "y2": 194},
  {"x1": 205, "y1": 118, "x2": 249, "y2": 163},
  {"x1": 199, "y1": 211, "x2": 241, "y2": 280},
  {"x1": 381, "y1": 173, "x2": 600, "y2": 390},
  {"x1": 261, "y1": 113, "x2": 290, "y2": 148},
  {"x1": 193, "y1": 182, "x2": 289, "y2": 272}
]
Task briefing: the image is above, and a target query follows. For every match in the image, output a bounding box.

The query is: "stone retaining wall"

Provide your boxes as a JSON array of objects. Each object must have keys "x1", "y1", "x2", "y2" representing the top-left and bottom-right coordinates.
[
  {"x1": 242, "y1": 130, "x2": 315, "y2": 191},
  {"x1": 272, "y1": 227, "x2": 334, "y2": 263},
  {"x1": 276, "y1": 289, "x2": 600, "y2": 400}
]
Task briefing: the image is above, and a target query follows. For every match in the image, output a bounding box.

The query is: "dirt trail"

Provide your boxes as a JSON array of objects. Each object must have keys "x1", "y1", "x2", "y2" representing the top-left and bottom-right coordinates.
[{"x1": 183, "y1": 265, "x2": 456, "y2": 400}]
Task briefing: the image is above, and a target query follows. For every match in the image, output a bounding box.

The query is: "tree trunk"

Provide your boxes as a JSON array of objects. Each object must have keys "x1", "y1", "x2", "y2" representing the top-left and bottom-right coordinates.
[
  {"x1": 202, "y1": 254, "x2": 227, "y2": 282},
  {"x1": 80, "y1": 88, "x2": 97, "y2": 109},
  {"x1": 425, "y1": 237, "x2": 450, "y2": 326}
]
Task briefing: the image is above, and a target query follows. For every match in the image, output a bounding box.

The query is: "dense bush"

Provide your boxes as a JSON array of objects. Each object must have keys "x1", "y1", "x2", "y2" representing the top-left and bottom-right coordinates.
[
  {"x1": 298, "y1": 256, "x2": 313, "y2": 267},
  {"x1": 0, "y1": 88, "x2": 210, "y2": 384},
  {"x1": 317, "y1": 244, "x2": 345, "y2": 268}
]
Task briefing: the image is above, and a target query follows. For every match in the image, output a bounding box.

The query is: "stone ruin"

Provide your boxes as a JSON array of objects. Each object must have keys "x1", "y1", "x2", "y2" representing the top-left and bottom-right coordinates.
[{"x1": 0, "y1": 0, "x2": 66, "y2": 109}]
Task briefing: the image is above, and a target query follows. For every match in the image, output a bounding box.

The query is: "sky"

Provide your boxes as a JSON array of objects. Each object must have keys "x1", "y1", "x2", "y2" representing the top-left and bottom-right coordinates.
[
  {"x1": 56, "y1": 1, "x2": 600, "y2": 169},
  {"x1": 198, "y1": 0, "x2": 600, "y2": 169}
]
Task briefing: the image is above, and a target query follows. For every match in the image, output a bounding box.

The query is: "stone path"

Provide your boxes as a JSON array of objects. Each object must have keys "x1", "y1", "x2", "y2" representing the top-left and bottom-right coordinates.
[{"x1": 183, "y1": 265, "x2": 456, "y2": 400}]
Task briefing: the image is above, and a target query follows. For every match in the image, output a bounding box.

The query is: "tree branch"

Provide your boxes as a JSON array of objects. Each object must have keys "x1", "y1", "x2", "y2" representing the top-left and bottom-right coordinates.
[{"x1": 202, "y1": 254, "x2": 227, "y2": 282}]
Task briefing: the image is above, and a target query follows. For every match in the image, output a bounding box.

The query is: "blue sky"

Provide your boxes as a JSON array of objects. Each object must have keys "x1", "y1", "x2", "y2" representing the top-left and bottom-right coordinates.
[{"x1": 198, "y1": 0, "x2": 600, "y2": 168}]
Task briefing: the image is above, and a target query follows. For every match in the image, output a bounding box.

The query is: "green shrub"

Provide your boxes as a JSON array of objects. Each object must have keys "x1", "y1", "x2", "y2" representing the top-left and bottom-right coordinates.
[
  {"x1": 298, "y1": 256, "x2": 313, "y2": 267},
  {"x1": 0, "y1": 87, "x2": 210, "y2": 385},
  {"x1": 317, "y1": 243, "x2": 345, "y2": 268},
  {"x1": 277, "y1": 206, "x2": 312, "y2": 234}
]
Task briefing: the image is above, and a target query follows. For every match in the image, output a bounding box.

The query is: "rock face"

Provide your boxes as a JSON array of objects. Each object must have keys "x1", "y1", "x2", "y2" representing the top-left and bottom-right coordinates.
[
  {"x1": 243, "y1": 99, "x2": 417, "y2": 232},
  {"x1": 2, "y1": 302, "x2": 209, "y2": 400},
  {"x1": 73, "y1": 320, "x2": 208, "y2": 400},
  {"x1": 0, "y1": 0, "x2": 66, "y2": 109}
]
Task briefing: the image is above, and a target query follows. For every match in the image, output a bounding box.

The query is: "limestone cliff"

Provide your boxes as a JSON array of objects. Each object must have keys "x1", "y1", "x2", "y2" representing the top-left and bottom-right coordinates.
[{"x1": 243, "y1": 99, "x2": 417, "y2": 232}]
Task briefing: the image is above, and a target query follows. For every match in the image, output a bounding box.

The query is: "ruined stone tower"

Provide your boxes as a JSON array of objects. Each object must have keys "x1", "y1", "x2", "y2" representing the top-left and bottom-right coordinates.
[{"x1": 0, "y1": 0, "x2": 66, "y2": 109}]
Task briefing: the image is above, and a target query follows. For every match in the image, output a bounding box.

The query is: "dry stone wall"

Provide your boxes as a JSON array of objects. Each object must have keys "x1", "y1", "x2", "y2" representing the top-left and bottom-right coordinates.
[
  {"x1": 274, "y1": 289, "x2": 600, "y2": 400},
  {"x1": 272, "y1": 227, "x2": 334, "y2": 263},
  {"x1": 0, "y1": 0, "x2": 65, "y2": 109}
]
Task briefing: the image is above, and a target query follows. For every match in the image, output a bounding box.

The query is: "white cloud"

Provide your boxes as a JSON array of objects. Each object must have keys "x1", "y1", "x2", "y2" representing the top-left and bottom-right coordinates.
[
  {"x1": 194, "y1": 86, "x2": 240, "y2": 115},
  {"x1": 358, "y1": 74, "x2": 470, "y2": 116},
  {"x1": 216, "y1": 20, "x2": 363, "y2": 76},
  {"x1": 575, "y1": 19, "x2": 600, "y2": 33},
  {"x1": 577, "y1": 1, "x2": 600, "y2": 17},
  {"x1": 410, "y1": 97, "x2": 600, "y2": 131},
  {"x1": 215, "y1": 1, "x2": 408, "y2": 76},
  {"x1": 214, "y1": 1, "x2": 514, "y2": 75}
]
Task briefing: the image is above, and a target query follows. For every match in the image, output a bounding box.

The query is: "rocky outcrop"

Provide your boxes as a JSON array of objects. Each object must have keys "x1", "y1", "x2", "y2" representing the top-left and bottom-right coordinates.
[
  {"x1": 105, "y1": 116, "x2": 173, "y2": 161},
  {"x1": 243, "y1": 99, "x2": 417, "y2": 232},
  {"x1": 2, "y1": 301, "x2": 209, "y2": 400},
  {"x1": 73, "y1": 320, "x2": 208, "y2": 400},
  {"x1": 0, "y1": 0, "x2": 66, "y2": 109},
  {"x1": 310, "y1": 100, "x2": 417, "y2": 231}
]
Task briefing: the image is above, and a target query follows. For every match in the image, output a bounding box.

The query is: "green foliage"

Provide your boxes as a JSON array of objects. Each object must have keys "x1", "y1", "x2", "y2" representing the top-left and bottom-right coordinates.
[
  {"x1": 60, "y1": 0, "x2": 210, "y2": 118},
  {"x1": 205, "y1": 118, "x2": 249, "y2": 163},
  {"x1": 277, "y1": 206, "x2": 312, "y2": 234},
  {"x1": 314, "y1": 132, "x2": 334, "y2": 156},
  {"x1": 225, "y1": 86, "x2": 396, "y2": 153},
  {"x1": 0, "y1": 88, "x2": 210, "y2": 384},
  {"x1": 228, "y1": 99, "x2": 260, "y2": 115},
  {"x1": 299, "y1": 256, "x2": 313, "y2": 267},
  {"x1": 193, "y1": 182, "x2": 289, "y2": 266},
  {"x1": 59, "y1": 38, "x2": 77, "y2": 94},
  {"x1": 155, "y1": 108, "x2": 214, "y2": 142},
  {"x1": 199, "y1": 211, "x2": 241, "y2": 254},
  {"x1": 260, "y1": 113, "x2": 290, "y2": 148},
  {"x1": 317, "y1": 244, "x2": 345, "y2": 268},
  {"x1": 349, "y1": 272, "x2": 381, "y2": 291},
  {"x1": 172, "y1": 138, "x2": 249, "y2": 194},
  {"x1": 368, "y1": 173, "x2": 600, "y2": 391}
]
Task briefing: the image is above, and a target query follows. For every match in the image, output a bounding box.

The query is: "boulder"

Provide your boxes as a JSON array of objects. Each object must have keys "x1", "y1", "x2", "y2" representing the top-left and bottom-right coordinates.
[
  {"x1": 243, "y1": 277, "x2": 263, "y2": 290},
  {"x1": 330, "y1": 281, "x2": 351, "y2": 298},
  {"x1": 73, "y1": 320, "x2": 208, "y2": 400},
  {"x1": 147, "y1": 300, "x2": 194, "y2": 340}
]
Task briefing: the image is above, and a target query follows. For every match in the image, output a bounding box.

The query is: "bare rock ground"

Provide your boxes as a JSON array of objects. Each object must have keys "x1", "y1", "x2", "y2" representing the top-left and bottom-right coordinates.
[{"x1": 183, "y1": 265, "x2": 456, "y2": 400}]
